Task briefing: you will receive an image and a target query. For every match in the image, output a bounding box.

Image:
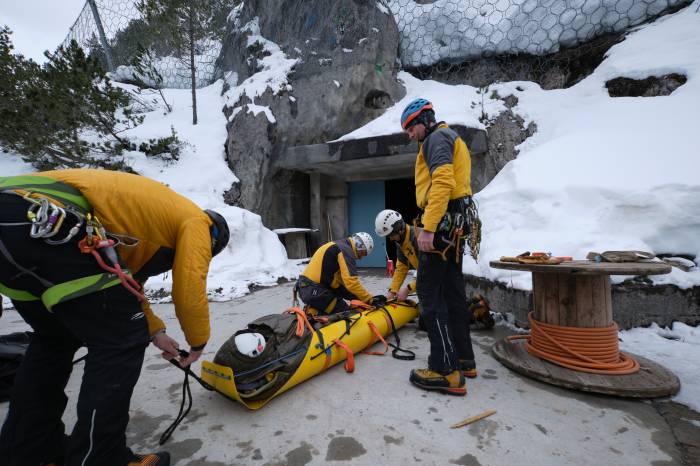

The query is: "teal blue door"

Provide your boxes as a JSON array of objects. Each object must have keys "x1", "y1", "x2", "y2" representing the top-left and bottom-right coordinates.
[{"x1": 348, "y1": 181, "x2": 385, "y2": 267}]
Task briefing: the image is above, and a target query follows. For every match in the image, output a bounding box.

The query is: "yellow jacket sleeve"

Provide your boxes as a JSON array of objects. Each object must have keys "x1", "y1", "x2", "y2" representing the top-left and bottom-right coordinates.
[
  {"x1": 138, "y1": 279, "x2": 166, "y2": 336},
  {"x1": 390, "y1": 260, "x2": 410, "y2": 293},
  {"x1": 422, "y1": 164, "x2": 456, "y2": 232},
  {"x1": 338, "y1": 252, "x2": 373, "y2": 303},
  {"x1": 171, "y1": 217, "x2": 213, "y2": 349}
]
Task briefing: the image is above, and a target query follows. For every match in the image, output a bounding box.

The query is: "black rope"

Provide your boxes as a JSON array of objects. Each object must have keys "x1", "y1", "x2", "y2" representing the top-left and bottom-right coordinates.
[
  {"x1": 367, "y1": 302, "x2": 416, "y2": 361},
  {"x1": 158, "y1": 350, "x2": 239, "y2": 445},
  {"x1": 159, "y1": 363, "x2": 192, "y2": 445}
]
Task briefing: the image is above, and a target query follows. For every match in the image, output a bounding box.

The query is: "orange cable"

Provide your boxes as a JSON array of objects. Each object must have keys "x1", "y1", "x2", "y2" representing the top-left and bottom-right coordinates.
[{"x1": 508, "y1": 312, "x2": 639, "y2": 375}]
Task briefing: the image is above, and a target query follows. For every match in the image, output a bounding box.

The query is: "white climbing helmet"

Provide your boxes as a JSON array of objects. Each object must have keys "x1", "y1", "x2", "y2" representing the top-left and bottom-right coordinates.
[
  {"x1": 374, "y1": 209, "x2": 403, "y2": 237},
  {"x1": 351, "y1": 232, "x2": 374, "y2": 256},
  {"x1": 234, "y1": 332, "x2": 266, "y2": 357}
]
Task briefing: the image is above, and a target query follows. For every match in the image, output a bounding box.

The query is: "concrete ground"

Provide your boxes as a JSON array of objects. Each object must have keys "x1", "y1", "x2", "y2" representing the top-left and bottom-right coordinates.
[{"x1": 2, "y1": 272, "x2": 699, "y2": 465}]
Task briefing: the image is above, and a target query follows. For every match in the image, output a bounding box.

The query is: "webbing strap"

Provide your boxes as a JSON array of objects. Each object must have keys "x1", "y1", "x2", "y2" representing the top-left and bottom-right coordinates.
[
  {"x1": 0, "y1": 282, "x2": 39, "y2": 301},
  {"x1": 362, "y1": 321, "x2": 389, "y2": 356},
  {"x1": 0, "y1": 175, "x2": 92, "y2": 215},
  {"x1": 0, "y1": 236, "x2": 54, "y2": 288},
  {"x1": 41, "y1": 273, "x2": 122, "y2": 311}
]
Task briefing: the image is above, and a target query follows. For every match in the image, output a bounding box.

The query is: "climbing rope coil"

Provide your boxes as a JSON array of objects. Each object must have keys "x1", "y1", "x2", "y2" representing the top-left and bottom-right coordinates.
[{"x1": 509, "y1": 312, "x2": 640, "y2": 375}]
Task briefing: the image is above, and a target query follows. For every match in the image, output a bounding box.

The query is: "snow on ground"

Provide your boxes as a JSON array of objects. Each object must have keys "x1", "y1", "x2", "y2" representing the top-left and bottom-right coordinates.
[
  {"x1": 387, "y1": 0, "x2": 689, "y2": 67},
  {"x1": 620, "y1": 322, "x2": 700, "y2": 411},
  {"x1": 336, "y1": 71, "x2": 498, "y2": 141}
]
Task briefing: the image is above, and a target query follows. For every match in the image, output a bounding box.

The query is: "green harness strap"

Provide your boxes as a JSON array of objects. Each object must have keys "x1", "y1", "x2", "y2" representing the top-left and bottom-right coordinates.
[
  {"x1": 0, "y1": 283, "x2": 39, "y2": 302},
  {"x1": 0, "y1": 176, "x2": 124, "y2": 310},
  {"x1": 41, "y1": 273, "x2": 123, "y2": 311},
  {"x1": 0, "y1": 175, "x2": 92, "y2": 215}
]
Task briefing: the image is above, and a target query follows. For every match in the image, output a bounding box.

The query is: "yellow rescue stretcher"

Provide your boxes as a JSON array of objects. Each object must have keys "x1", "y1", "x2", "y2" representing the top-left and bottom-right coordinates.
[{"x1": 200, "y1": 300, "x2": 419, "y2": 410}]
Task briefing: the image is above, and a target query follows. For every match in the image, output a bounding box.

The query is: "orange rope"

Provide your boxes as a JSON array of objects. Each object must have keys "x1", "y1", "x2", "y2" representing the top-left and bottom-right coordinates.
[
  {"x1": 508, "y1": 312, "x2": 639, "y2": 375},
  {"x1": 285, "y1": 307, "x2": 315, "y2": 337}
]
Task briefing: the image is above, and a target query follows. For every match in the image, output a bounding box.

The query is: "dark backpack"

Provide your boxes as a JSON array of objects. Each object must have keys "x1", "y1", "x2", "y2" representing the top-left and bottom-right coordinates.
[
  {"x1": 0, "y1": 332, "x2": 32, "y2": 403},
  {"x1": 214, "y1": 313, "x2": 311, "y2": 401}
]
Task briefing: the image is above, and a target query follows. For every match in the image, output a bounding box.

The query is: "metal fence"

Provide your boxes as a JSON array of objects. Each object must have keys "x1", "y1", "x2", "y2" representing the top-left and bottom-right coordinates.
[{"x1": 63, "y1": 0, "x2": 221, "y2": 89}]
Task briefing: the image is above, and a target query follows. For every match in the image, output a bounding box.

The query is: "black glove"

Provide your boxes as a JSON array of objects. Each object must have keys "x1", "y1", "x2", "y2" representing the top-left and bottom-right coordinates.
[{"x1": 371, "y1": 295, "x2": 387, "y2": 306}]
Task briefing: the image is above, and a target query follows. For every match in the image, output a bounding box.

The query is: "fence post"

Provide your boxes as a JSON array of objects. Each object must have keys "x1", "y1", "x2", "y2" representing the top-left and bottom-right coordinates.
[{"x1": 86, "y1": 0, "x2": 115, "y2": 71}]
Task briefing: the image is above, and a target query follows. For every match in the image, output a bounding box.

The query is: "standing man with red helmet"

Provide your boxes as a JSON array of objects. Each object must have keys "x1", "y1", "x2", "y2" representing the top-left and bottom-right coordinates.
[{"x1": 401, "y1": 98, "x2": 477, "y2": 396}]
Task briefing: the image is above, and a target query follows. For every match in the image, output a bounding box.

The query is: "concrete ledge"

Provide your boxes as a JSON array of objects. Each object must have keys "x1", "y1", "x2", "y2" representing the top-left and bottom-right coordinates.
[
  {"x1": 281, "y1": 125, "x2": 488, "y2": 181},
  {"x1": 464, "y1": 274, "x2": 700, "y2": 330}
]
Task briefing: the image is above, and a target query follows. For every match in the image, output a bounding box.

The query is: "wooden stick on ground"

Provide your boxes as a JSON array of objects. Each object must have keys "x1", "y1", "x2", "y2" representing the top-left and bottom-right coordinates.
[{"x1": 450, "y1": 409, "x2": 497, "y2": 429}]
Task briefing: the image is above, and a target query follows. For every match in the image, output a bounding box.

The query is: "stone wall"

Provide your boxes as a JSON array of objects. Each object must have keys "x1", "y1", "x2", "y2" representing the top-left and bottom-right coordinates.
[{"x1": 464, "y1": 274, "x2": 700, "y2": 330}]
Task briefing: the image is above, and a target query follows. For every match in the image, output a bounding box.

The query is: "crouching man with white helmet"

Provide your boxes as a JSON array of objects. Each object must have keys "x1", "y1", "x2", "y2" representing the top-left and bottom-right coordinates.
[
  {"x1": 295, "y1": 232, "x2": 386, "y2": 315},
  {"x1": 375, "y1": 209, "x2": 419, "y2": 302}
]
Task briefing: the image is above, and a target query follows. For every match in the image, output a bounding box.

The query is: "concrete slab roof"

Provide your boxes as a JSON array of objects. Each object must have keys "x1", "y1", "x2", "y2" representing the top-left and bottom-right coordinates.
[{"x1": 282, "y1": 125, "x2": 488, "y2": 181}]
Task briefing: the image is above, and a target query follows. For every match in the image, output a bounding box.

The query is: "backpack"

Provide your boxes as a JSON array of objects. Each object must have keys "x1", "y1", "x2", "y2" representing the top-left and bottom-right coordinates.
[{"x1": 213, "y1": 314, "x2": 311, "y2": 401}]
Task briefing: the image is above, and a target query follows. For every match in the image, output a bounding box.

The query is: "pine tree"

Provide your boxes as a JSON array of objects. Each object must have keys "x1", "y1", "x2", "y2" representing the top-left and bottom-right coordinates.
[
  {"x1": 137, "y1": 0, "x2": 230, "y2": 125},
  {"x1": 0, "y1": 28, "x2": 143, "y2": 170}
]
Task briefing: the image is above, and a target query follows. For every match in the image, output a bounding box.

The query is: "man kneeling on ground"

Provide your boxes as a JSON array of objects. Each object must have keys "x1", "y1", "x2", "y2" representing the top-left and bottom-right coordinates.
[{"x1": 295, "y1": 232, "x2": 385, "y2": 315}]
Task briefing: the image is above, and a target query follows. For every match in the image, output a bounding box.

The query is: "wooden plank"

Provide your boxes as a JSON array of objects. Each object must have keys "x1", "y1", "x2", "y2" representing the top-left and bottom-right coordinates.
[
  {"x1": 532, "y1": 273, "x2": 545, "y2": 321},
  {"x1": 557, "y1": 274, "x2": 576, "y2": 326},
  {"x1": 589, "y1": 275, "x2": 609, "y2": 327},
  {"x1": 490, "y1": 260, "x2": 671, "y2": 276},
  {"x1": 542, "y1": 273, "x2": 560, "y2": 325},
  {"x1": 492, "y1": 339, "x2": 680, "y2": 398},
  {"x1": 573, "y1": 276, "x2": 596, "y2": 328},
  {"x1": 602, "y1": 277, "x2": 613, "y2": 326}
]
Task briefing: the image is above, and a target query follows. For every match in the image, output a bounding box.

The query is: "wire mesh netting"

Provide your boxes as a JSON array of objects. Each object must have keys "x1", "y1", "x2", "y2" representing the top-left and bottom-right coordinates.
[
  {"x1": 63, "y1": 0, "x2": 691, "y2": 89},
  {"x1": 63, "y1": 0, "x2": 223, "y2": 89}
]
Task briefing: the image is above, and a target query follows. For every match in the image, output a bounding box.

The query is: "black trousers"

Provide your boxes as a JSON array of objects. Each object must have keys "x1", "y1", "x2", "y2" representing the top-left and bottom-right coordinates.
[
  {"x1": 0, "y1": 194, "x2": 149, "y2": 466},
  {"x1": 296, "y1": 279, "x2": 353, "y2": 314},
  {"x1": 416, "y1": 234, "x2": 475, "y2": 374}
]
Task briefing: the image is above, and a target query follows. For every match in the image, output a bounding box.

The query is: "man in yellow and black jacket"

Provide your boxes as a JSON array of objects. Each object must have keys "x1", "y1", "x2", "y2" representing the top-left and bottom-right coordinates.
[
  {"x1": 374, "y1": 209, "x2": 418, "y2": 301},
  {"x1": 0, "y1": 169, "x2": 230, "y2": 466},
  {"x1": 400, "y1": 98, "x2": 477, "y2": 396},
  {"x1": 296, "y1": 232, "x2": 384, "y2": 315}
]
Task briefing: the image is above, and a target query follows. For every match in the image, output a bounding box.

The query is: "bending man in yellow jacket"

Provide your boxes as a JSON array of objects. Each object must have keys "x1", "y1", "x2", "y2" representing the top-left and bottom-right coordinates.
[
  {"x1": 0, "y1": 169, "x2": 230, "y2": 466},
  {"x1": 400, "y1": 98, "x2": 477, "y2": 396},
  {"x1": 296, "y1": 232, "x2": 384, "y2": 314}
]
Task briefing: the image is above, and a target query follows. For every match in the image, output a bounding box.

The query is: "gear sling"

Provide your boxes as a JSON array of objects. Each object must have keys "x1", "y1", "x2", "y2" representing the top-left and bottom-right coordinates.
[{"x1": 0, "y1": 175, "x2": 142, "y2": 310}]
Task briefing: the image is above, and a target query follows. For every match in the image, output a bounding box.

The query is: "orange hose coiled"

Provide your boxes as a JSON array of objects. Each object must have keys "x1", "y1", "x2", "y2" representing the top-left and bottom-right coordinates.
[{"x1": 508, "y1": 312, "x2": 640, "y2": 375}]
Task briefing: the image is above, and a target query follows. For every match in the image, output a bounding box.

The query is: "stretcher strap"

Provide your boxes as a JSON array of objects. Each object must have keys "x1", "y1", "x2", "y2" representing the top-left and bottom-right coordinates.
[
  {"x1": 333, "y1": 339, "x2": 355, "y2": 373},
  {"x1": 286, "y1": 307, "x2": 315, "y2": 337},
  {"x1": 362, "y1": 321, "x2": 389, "y2": 356}
]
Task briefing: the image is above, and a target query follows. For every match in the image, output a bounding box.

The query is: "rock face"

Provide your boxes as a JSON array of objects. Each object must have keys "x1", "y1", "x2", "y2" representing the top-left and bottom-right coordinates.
[
  {"x1": 606, "y1": 73, "x2": 687, "y2": 97},
  {"x1": 219, "y1": 0, "x2": 405, "y2": 228}
]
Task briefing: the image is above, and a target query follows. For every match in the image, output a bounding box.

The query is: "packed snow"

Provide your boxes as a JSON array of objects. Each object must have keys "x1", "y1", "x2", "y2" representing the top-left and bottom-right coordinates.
[{"x1": 387, "y1": 0, "x2": 689, "y2": 67}]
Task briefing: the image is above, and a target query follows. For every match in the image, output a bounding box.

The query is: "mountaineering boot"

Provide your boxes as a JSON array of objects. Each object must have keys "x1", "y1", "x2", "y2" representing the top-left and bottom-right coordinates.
[
  {"x1": 127, "y1": 450, "x2": 171, "y2": 466},
  {"x1": 409, "y1": 368, "x2": 466, "y2": 396},
  {"x1": 459, "y1": 359, "x2": 478, "y2": 378}
]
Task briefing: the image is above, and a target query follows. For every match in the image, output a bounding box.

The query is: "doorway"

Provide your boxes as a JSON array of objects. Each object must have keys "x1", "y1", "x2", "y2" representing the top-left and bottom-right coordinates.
[{"x1": 384, "y1": 178, "x2": 419, "y2": 262}]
